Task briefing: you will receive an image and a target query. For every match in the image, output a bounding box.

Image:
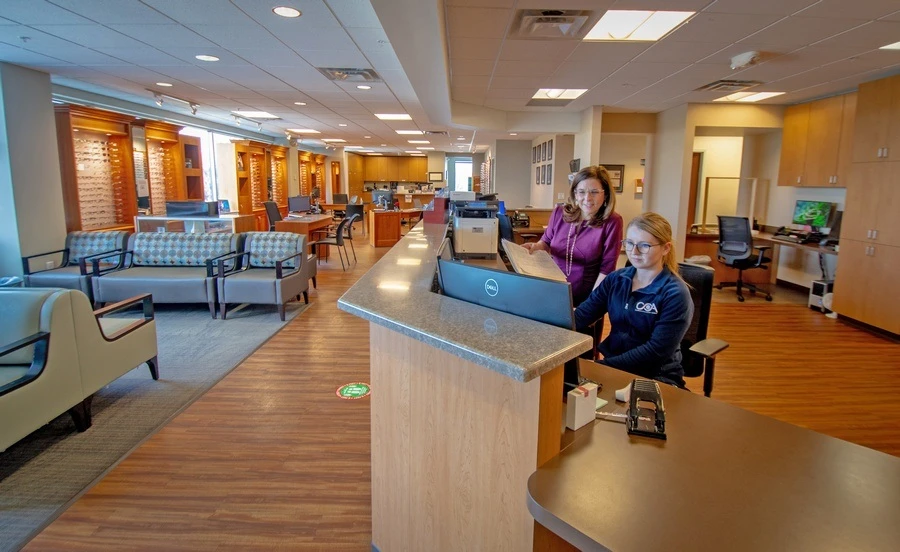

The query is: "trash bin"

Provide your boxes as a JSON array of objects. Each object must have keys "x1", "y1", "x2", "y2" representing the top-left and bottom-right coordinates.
[
  {"x1": 0, "y1": 276, "x2": 24, "y2": 288},
  {"x1": 685, "y1": 255, "x2": 712, "y2": 266}
]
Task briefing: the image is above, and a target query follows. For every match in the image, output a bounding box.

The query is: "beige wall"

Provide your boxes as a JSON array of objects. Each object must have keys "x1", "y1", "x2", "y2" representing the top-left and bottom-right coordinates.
[
  {"x1": 0, "y1": 63, "x2": 67, "y2": 275},
  {"x1": 573, "y1": 106, "x2": 603, "y2": 169},
  {"x1": 600, "y1": 134, "x2": 649, "y2": 229},
  {"x1": 693, "y1": 136, "x2": 744, "y2": 225}
]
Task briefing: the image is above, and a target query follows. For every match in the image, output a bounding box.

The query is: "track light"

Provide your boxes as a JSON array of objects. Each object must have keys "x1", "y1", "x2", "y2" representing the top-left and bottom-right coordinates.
[
  {"x1": 233, "y1": 115, "x2": 241, "y2": 126},
  {"x1": 257, "y1": 122, "x2": 262, "y2": 131},
  {"x1": 189, "y1": 103, "x2": 198, "y2": 115},
  {"x1": 148, "y1": 89, "x2": 200, "y2": 115},
  {"x1": 154, "y1": 93, "x2": 163, "y2": 107}
]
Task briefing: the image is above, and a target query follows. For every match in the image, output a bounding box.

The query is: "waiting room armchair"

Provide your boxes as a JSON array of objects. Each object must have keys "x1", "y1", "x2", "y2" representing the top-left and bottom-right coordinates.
[
  {"x1": 216, "y1": 232, "x2": 310, "y2": 321},
  {"x1": 678, "y1": 262, "x2": 729, "y2": 397},
  {"x1": 715, "y1": 216, "x2": 773, "y2": 302},
  {"x1": 22, "y1": 230, "x2": 130, "y2": 303}
]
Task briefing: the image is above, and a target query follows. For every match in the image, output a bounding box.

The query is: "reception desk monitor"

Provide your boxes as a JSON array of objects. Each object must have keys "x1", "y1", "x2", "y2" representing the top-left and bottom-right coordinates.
[
  {"x1": 791, "y1": 200, "x2": 835, "y2": 230},
  {"x1": 435, "y1": 239, "x2": 582, "y2": 389},
  {"x1": 372, "y1": 189, "x2": 394, "y2": 208},
  {"x1": 288, "y1": 195, "x2": 311, "y2": 213}
]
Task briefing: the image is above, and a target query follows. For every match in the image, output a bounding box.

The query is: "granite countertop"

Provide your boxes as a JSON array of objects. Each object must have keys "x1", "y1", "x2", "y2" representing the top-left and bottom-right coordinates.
[{"x1": 338, "y1": 222, "x2": 592, "y2": 382}]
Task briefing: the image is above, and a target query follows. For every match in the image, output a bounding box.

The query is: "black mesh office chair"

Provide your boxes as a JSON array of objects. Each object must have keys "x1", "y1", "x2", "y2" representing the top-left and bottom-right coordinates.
[
  {"x1": 715, "y1": 216, "x2": 773, "y2": 302},
  {"x1": 678, "y1": 262, "x2": 729, "y2": 397},
  {"x1": 263, "y1": 201, "x2": 283, "y2": 231},
  {"x1": 332, "y1": 193, "x2": 349, "y2": 220},
  {"x1": 345, "y1": 203, "x2": 365, "y2": 236},
  {"x1": 310, "y1": 216, "x2": 352, "y2": 271},
  {"x1": 328, "y1": 212, "x2": 360, "y2": 263}
]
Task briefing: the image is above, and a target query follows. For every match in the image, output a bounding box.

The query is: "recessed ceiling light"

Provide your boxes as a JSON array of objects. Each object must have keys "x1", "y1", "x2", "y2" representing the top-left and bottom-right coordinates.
[
  {"x1": 287, "y1": 128, "x2": 320, "y2": 134},
  {"x1": 376, "y1": 113, "x2": 412, "y2": 120},
  {"x1": 408, "y1": 140, "x2": 430, "y2": 144},
  {"x1": 364, "y1": 135, "x2": 371, "y2": 138},
  {"x1": 232, "y1": 110, "x2": 279, "y2": 118},
  {"x1": 396, "y1": 130, "x2": 424, "y2": 135},
  {"x1": 339, "y1": 123, "x2": 348, "y2": 127},
  {"x1": 532, "y1": 89, "x2": 588, "y2": 100},
  {"x1": 195, "y1": 54, "x2": 219, "y2": 62},
  {"x1": 156, "y1": 82, "x2": 173, "y2": 87},
  {"x1": 509, "y1": 133, "x2": 517, "y2": 136},
  {"x1": 322, "y1": 138, "x2": 346, "y2": 142},
  {"x1": 273, "y1": 6, "x2": 301, "y2": 18},
  {"x1": 584, "y1": 10, "x2": 693, "y2": 42},
  {"x1": 404, "y1": 150, "x2": 422, "y2": 154},
  {"x1": 357, "y1": 85, "x2": 372, "y2": 90},
  {"x1": 416, "y1": 147, "x2": 434, "y2": 150},
  {"x1": 457, "y1": 136, "x2": 465, "y2": 140},
  {"x1": 714, "y1": 91, "x2": 785, "y2": 103},
  {"x1": 293, "y1": 101, "x2": 307, "y2": 106},
  {"x1": 380, "y1": 143, "x2": 387, "y2": 146}
]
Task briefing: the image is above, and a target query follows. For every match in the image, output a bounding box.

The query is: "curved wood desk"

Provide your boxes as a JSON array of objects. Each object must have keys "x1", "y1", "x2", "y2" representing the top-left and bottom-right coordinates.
[{"x1": 528, "y1": 362, "x2": 900, "y2": 551}]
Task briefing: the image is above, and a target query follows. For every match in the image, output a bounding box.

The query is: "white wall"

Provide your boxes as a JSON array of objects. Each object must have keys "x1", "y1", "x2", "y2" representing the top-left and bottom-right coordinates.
[
  {"x1": 693, "y1": 136, "x2": 744, "y2": 225},
  {"x1": 573, "y1": 106, "x2": 603, "y2": 169},
  {"x1": 649, "y1": 104, "x2": 691, "y2": 256},
  {"x1": 494, "y1": 140, "x2": 532, "y2": 208},
  {"x1": 599, "y1": 134, "x2": 648, "y2": 228},
  {"x1": 0, "y1": 64, "x2": 67, "y2": 275},
  {"x1": 427, "y1": 151, "x2": 446, "y2": 187}
]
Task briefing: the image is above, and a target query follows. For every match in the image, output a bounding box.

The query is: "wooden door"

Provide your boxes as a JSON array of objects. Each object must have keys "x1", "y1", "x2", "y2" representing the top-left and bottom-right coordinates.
[
  {"x1": 887, "y1": 75, "x2": 900, "y2": 161},
  {"x1": 331, "y1": 161, "x2": 341, "y2": 196},
  {"x1": 777, "y1": 103, "x2": 810, "y2": 186},
  {"x1": 410, "y1": 157, "x2": 427, "y2": 182},
  {"x1": 869, "y1": 244, "x2": 900, "y2": 333},
  {"x1": 874, "y1": 162, "x2": 900, "y2": 246},
  {"x1": 842, "y1": 163, "x2": 883, "y2": 242},
  {"x1": 834, "y1": 93, "x2": 857, "y2": 187},
  {"x1": 804, "y1": 96, "x2": 842, "y2": 187},
  {"x1": 397, "y1": 157, "x2": 410, "y2": 181},
  {"x1": 385, "y1": 157, "x2": 400, "y2": 181},
  {"x1": 853, "y1": 78, "x2": 892, "y2": 163},
  {"x1": 832, "y1": 239, "x2": 870, "y2": 323}
]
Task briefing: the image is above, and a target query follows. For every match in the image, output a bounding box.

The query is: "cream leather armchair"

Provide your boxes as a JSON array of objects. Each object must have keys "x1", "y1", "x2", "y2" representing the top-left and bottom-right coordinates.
[{"x1": 0, "y1": 288, "x2": 158, "y2": 452}]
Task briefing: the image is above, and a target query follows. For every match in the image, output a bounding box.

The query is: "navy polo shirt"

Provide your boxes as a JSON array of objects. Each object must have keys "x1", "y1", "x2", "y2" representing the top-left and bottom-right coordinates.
[{"x1": 574, "y1": 266, "x2": 693, "y2": 386}]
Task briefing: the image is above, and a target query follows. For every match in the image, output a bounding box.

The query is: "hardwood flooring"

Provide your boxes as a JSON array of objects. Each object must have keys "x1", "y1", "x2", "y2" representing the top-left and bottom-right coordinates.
[{"x1": 26, "y1": 232, "x2": 900, "y2": 550}]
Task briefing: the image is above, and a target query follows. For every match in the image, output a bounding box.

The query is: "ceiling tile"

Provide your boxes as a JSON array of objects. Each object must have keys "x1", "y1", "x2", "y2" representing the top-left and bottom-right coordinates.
[
  {"x1": 705, "y1": 0, "x2": 820, "y2": 16},
  {"x1": 796, "y1": 0, "x2": 900, "y2": 19},
  {"x1": 494, "y1": 60, "x2": 560, "y2": 77},
  {"x1": 666, "y1": 12, "x2": 783, "y2": 43},
  {"x1": 326, "y1": 0, "x2": 383, "y2": 28},
  {"x1": 489, "y1": 75, "x2": 548, "y2": 88},
  {"x1": 566, "y1": 42, "x2": 651, "y2": 63},
  {"x1": 498, "y1": 40, "x2": 579, "y2": 62},
  {"x1": 0, "y1": 0, "x2": 94, "y2": 24},
  {"x1": 485, "y1": 88, "x2": 537, "y2": 100},
  {"x1": 94, "y1": 47, "x2": 190, "y2": 66},
  {"x1": 601, "y1": 62, "x2": 692, "y2": 87},
  {"x1": 452, "y1": 74, "x2": 491, "y2": 88},
  {"x1": 31, "y1": 24, "x2": 147, "y2": 50},
  {"x1": 0, "y1": 42, "x2": 72, "y2": 66},
  {"x1": 142, "y1": 0, "x2": 256, "y2": 25},
  {"x1": 548, "y1": 60, "x2": 625, "y2": 88},
  {"x1": 276, "y1": 26, "x2": 358, "y2": 52},
  {"x1": 736, "y1": 17, "x2": 869, "y2": 51},
  {"x1": 48, "y1": 0, "x2": 175, "y2": 25},
  {"x1": 449, "y1": 38, "x2": 502, "y2": 61},
  {"x1": 446, "y1": 7, "x2": 513, "y2": 38},
  {"x1": 301, "y1": 49, "x2": 370, "y2": 68},
  {"x1": 636, "y1": 41, "x2": 729, "y2": 64},
  {"x1": 230, "y1": 48, "x2": 308, "y2": 67},
  {"x1": 450, "y1": 58, "x2": 495, "y2": 76},
  {"x1": 109, "y1": 24, "x2": 219, "y2": 48},
  {"x1": 446, "y1": 0, "x2": 515, "y2": 7},
  {"x1": 811, "y1": 20, "x2": 900, "y2": 51},
  {"x1": 611, "y1": 0, "x2": 710, "y2": 9},
  {"x1": 187, "y1": 24, "x2": 284, "y2": 50}
]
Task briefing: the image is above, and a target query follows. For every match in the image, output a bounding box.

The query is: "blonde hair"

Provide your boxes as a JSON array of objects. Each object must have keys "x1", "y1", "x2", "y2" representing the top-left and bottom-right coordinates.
[
  {"x1": 627, "y1": 212, "x2": 680, "y2": 277},
  {"x1": 563, "y1": 165, "x2": 617, "y2": 226}
]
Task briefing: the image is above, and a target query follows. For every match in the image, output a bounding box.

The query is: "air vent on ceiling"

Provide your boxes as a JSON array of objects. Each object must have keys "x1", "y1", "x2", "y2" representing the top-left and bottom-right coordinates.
[
  {"x1": 317, "y1": 67, "x2": 382, "y2": 83},
  {"x1": 424, "y1": 130, "x2": 449, "y2": 136},
  {"x1": 695, "y1": 79, "x2": 763, "y2": 93},
  {"x1": 509, "y1": 9, "x2": 592, "y2": 39}
]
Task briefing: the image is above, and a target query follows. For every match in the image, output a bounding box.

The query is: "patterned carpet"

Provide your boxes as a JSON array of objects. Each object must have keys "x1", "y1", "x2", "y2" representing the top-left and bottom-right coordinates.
[{"x1": 0, "y1": 300, "x2": 308, "y2": 552}]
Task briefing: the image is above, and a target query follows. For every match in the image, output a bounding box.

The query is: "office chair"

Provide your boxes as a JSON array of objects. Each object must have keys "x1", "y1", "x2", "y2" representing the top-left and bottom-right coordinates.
[
  {"x1": 678, "y1": 262, "x2": 729, "y2": 397},
  {"x1": 715, "y1": 216, "x2": 773, "y2": 302},
  {"x1": 263, "y1": 201, "x2": 283, "y2": 231},
  {"x1": 345, "y1": 203, "x2": 365, "y2": 236},
  {"x1": 332, "y1": 193, "x2": 349, "y2": 220},
  {"x1": 349, "y1": 195, "x2": 360, "y2": 204},
  {"x1": 309, "y1": 216, "x2": 352, "y2": 271},
  {"x1": 329, "y1": 212, "x2": 360, "y2": 263}
]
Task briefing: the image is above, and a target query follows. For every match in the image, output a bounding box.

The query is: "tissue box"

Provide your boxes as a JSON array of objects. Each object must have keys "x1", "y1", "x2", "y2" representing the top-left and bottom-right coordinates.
[{"x1": 566, "y1": 382, "x2": 599, "y2": 431}]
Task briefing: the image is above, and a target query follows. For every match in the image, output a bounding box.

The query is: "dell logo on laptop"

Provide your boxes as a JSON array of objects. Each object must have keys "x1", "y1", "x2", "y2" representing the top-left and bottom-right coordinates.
[{"x1": 484, "y1": 278, "x2": 499, "y2": 297}]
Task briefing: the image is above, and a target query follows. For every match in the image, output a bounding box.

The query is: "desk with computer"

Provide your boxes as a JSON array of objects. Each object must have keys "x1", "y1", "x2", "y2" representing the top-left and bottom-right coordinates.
[{"x1": 771, "y1": 199, "x2": 842, "y2": 248}]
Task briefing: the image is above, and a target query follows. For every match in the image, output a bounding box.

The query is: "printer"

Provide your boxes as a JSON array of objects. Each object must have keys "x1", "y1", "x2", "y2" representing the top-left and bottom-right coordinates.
[{"x1": 452, "y1": 199, "x2": 499, "y2": 259}]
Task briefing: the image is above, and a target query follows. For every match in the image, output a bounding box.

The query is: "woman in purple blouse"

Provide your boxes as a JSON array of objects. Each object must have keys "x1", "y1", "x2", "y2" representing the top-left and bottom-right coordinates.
[{"x1": 523, "y1": 165, "x2": 623, "y2": 306}]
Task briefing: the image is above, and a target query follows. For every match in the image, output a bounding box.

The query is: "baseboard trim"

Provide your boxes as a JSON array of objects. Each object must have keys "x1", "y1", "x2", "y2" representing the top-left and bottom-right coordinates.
[
  {"x1": 836, "y1": 316, "x2": 900, "y2": 343},
  {"x1": 775, "y1": 279, "x2": 809, "y2": 293}
]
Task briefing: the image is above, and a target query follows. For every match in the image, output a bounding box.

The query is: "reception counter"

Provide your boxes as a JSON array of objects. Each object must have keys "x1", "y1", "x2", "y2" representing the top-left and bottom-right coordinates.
[
  {"x1": 338, "y1": 221, "x2": 591, "y2": 551},
  {"x1": 134, "y1": 213, "x2": 256, "y2": 234}
]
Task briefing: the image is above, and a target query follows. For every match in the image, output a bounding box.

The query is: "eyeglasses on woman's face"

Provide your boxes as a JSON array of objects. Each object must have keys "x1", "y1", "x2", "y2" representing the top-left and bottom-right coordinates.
[
  {"x1": 621, "y1": 239, "x2": 663, "y2": 254},
  {"x1": 575, "y1": 189, "x2": 603, "y2": 198}
]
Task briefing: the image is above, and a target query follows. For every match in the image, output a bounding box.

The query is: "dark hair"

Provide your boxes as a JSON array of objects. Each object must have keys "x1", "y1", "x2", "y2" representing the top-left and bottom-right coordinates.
[{"x1": 563, "y1": 165, "x2": 617, "y2": 226}]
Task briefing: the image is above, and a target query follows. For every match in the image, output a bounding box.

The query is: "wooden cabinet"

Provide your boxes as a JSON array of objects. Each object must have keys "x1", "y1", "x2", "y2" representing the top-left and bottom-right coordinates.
[
  {"x1": 348, "y1": 153, "x2": 365, "y2": 199},
  {"x1": 832, "y1": 240, "x2": 900, "y2": 334},
  {"x1": 363, "y1": 157, "x2": 430, "y2": 182},
  {"x1": 180, "y1": 135, "x2": 204, "y2": 200},
  {"x1": 851, "y1": 75, "x2": 900, "y2": 163},
  {"x1": 778, "y1": 93, "x2": 856, "y2": 187},
  {"x1": 842, "y1": 163, "x2": 900, "y2": 244}
]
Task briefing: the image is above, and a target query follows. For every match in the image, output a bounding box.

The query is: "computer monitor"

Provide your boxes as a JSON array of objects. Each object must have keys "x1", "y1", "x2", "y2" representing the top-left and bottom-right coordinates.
[
  {"x1": 372, "y1": 189, "x2": 394, "y2": 208},
  {"x1": 333, "y1": 193, "x2": 349, "y2": 204},
  {"x1": 791, "y1": 200, "x2": 834, "y2": 230},
  {"x1": 218, "y1": 199, "x2": 231, "y2": 213},
  {"x1": 288, "y1": 195, "x2": 311, "y2": 213}
]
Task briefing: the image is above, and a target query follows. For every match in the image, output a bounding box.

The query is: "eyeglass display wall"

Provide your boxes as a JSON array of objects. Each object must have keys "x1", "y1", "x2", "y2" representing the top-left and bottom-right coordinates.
[{"x1": 270, "y1": 146, "x2": 288, "y2": 207}]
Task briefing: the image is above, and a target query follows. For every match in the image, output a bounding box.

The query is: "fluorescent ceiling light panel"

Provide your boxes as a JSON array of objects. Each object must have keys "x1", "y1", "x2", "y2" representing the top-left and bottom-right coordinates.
[
  {"x1": 294, "y1": 101, "x2": 307, "y2": 106},
  {"x1": 156, "y1": 82, "x2": 173, "y2": 87},
  {"x1": 376, "y1": 113, "x2": 412, "y2": 120},
  {"x1": 287, "y1": 128, "x2": 320, "y2": 134},
  {"x1": 584, "y1": 10, "x2": 693, "y2": 42},
  {"x1": 357, "y1": 85, "x2": 371, "y2": 90},
  {"x1": 714, "y1": 91, "x2": 784, "y2": 103},
  {"x1": 404, "y1": 150, "x2": 423, "y2": 154},
  {"x1": 880, "y1": 41, "x2": 900, "y2": 50},
  {"x1": 396, "y1": 130, "x2": 424, "y2": 135},
  {"x1": 344, "y1": 145, "x2": 362, "y2": 149},
  {"x1": 416, "y1": 147, "x2": 434, "y2": 150},
  {"x1": 338, "y1": 123, "x2": 348, "y2": 127},
  {"x1": 531, "y1": 88, "x2": 587, "y2": 100},
  {"x1": 407, "y1": 140, "x2": 430, "y2": 144},
  {"x1": 232, "y1": 110, "x2": 279, "y2": 118},
  {"x1": 321, "y1": 138, "x2": 346, "y2": 142}
]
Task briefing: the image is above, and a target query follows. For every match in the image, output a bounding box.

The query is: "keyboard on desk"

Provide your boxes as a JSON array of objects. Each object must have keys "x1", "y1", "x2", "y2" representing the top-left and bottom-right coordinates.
[{"x1": 772, "y1": 234, "x2": 802, "y2": 243}]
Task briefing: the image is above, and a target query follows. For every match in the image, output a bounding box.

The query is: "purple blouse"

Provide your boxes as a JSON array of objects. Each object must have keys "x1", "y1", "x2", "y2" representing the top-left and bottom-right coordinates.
[{"x1": 540, "y1": 206, "x2": 623, "y2": 305}]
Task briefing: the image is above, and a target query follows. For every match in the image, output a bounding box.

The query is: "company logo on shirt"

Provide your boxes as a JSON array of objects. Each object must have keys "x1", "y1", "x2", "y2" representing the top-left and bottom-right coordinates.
[
  {"x1": 635, "y1": 301, "x2": 658, "y2": 314},
  {"x1": 484, "y1": 278, "x2": 499, "y2": 297}
]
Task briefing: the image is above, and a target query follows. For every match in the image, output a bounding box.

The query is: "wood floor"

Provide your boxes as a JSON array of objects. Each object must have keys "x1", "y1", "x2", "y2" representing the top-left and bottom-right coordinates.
[{"x1": 26, "y1": 230, "x2": 900, "y2": 550}]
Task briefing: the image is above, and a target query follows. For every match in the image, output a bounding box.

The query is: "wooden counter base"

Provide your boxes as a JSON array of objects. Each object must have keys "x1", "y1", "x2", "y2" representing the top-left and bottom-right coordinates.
[{"x1": 368, "y1": 210, "x2": 401, "y2": 247}]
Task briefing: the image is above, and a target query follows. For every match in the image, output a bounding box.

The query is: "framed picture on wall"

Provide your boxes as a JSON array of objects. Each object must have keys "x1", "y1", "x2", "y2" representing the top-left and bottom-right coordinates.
[
  {"x1": 547, "y1": 139, "x2": 553, "y2": 161},
  {"x1": 604, "y1": 164, "x2": 625, "y2": 193},
  {"x1": 541, "y1": 142, "x2": 547, "y2": 161},
  {"x1": 547, "y1": 163, "x2": 552, "y2": 185},
  {"x1": 532, "y1": 146, "x2": 536, "y2": 164},
  {"x1": 535, "y1": 166, "x2": 540, "y2": 185}
]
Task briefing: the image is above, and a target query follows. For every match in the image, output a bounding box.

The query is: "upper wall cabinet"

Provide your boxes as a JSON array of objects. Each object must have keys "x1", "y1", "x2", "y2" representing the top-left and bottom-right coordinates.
[
  {"x1": 852, "y1": 75, "x2": 900, "y2": 163},
  {"x1": 778, "y1": 92, "x2": 856, "y2": 187},
  {"x1": 363, "y1": 157, "x2": 430, "y2": 182}
]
